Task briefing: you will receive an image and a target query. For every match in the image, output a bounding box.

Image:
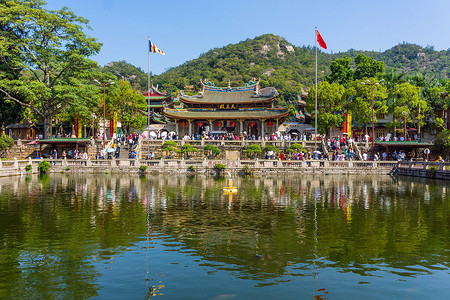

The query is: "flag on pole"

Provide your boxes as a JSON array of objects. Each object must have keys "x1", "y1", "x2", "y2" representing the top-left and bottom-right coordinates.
[
  {"x1": 316, "y1": 30, "x2": 327, "y2": 49},
  {"x1": 149, "y1": 40, "x2": 165, "y2": 55}
]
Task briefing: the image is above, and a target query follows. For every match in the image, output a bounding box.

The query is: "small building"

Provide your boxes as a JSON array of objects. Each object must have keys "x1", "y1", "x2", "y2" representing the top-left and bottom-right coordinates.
[
  {"x1": 163, "y1": 79, "x2": 289, "y2": 137},
  {"x1": 6, "y1": 123, "x2": 37, "y2": 140},
  {"x1": 143, "y1": 85, "x2": 174, "y2": 115}
]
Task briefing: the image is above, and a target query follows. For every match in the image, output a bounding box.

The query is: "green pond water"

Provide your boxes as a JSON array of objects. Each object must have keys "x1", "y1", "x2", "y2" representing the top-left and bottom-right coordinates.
[{"x1": 0, "y1": 173, "x2": 449, "y2": 299}]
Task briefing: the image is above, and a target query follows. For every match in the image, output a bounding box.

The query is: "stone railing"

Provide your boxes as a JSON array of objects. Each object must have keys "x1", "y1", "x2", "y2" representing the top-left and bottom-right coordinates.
[
  {"x1": 396, "y1": 161, "x2": 450, "y2": 180},
  {"x1": 1, "y1": 158, "x2": 447, "y2": 179}
]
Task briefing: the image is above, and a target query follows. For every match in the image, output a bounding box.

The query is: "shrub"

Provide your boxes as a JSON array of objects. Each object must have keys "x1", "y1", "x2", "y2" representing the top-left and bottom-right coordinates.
[
  {"x1": 0, "y1": 134, "x2": 14, "y2": 158},
  {"x1": 37, "y1": 160, "x2": 50, "y2": 173},
  {"x1": 214, "y1": 163, "x2": 226, "y2": 171},
  {"x1": 25, "y1": 164, "x2": 32, "y2": 172},
  {"x1": 181, "y1": 144, "x2": 198, "y2": 158},
  {"x1": 204, "y1": 144, "x2": 220, "y2": 158},
  {"x1": 287, "y1": 143, "x2": 306, "y2": 153},
  {"x1": 188, "y1": 165, "x2": 195, "y2": 172},
  {"x1": 139, "y1": 165, "x2": 148, "y2": 172},
  {"x1": 65, "y1": 166, "x2": 71, "y2": 171},
  {"x1": 245, "y1": 144, "x2": 262, "y2": 159}
]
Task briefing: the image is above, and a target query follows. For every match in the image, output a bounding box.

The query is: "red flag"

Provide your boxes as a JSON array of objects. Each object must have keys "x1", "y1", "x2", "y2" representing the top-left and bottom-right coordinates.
[{"x1": 316, "y1": 29, "x2": 327, "y2": 49}]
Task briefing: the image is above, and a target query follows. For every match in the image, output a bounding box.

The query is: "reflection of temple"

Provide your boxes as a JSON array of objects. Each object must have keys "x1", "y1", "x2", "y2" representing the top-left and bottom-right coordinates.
[{"x1": 163, "y1": 79, "x2": 289, "y2": 137}]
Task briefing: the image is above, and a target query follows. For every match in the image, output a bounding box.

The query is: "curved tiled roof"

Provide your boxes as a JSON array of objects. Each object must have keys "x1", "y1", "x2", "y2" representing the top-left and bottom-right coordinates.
[
  {"x1": 181, "y1": 80, "x2": 278, "y2": 105},
  {"x1": 164, "y1": 108, "x2": 289, "y2": 120}
]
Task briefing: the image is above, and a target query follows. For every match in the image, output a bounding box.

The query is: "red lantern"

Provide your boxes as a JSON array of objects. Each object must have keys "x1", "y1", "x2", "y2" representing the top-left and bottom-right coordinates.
[
  {"x1": 217, "y1": 122, "x2": 222, "y2": 127},
  {"x1": 198, "y1": 122, "x2": 204, "y2": 127},
  {"x1": 180, "y1": 122, "x2": 187, "y2": 127},
  {"x1": 230, "y1": 121, "x2": 236, "y2": 127},
  {"x1": 249, "y1": 122, "x2": 255, "y2": 127},
  {"x1": 267, "y1": 121, "x2": 273, "y2": 127}
]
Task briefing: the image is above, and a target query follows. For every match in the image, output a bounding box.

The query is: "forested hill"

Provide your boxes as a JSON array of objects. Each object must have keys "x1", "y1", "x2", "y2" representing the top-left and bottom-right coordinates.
[{"x1": 102, "y1": 34, "x2": 450, "y2": 105}]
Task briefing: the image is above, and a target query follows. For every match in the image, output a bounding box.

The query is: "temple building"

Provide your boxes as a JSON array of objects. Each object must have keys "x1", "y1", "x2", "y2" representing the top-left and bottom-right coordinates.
[
  {"x1": 143, "y1": 85, "x2": 174, "y2": 121},
  {"x1": 163, "y1": 79, "x2": 289, "y2": 137}
]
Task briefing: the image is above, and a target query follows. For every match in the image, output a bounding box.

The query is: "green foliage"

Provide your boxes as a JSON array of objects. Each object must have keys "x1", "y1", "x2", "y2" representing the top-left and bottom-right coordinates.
[
  {"x1": 245, "y1": 144, "x2": 262, "y2": 159},
  {"x1": 345, "y1": 79, "x2": 388, "y2": 131},
  {"x1": 213, "y1": 163, "x2": 226, "y2": 171},
  {"x1": 162, "y1": 140, "x2": 178, "y2": 148},
  {"x1": 306, "y1": 81, "x2": 346, "y2": 135},
  {"x1": 0, "y1": 1, "x2": 102, "y2": 138},
  {"x1": 432, "y1": 130, "x2": 450, "y2": 159},
  {"x1": 139, "y1": 165, "x2": 147, "y2": 172},
  {"x1": 287, "y1": 143, "x2": 306, "y2": 153},
  {"x1": 354, "y1": 54, "x2": 385, "y2": 80},
  {"x1": 326, "y1": 55, "x2": 354, "y2": 87},
  {"x1": 0, "y1": 134, "x2": 14, "y2": 152},
  {"x1": 181, "y1": 144, "x2": 198, "y2": 158},
  {"x1": 204, "y1": 144, "x2": 220, "y2": 158},
  {"x1": 188, "y1": 165, "x2": 195, "y2": 172},
  {"x1": 37, "y1": 160, "x2": 50, "y2": 174},
  {"x1": 100, "y1": 61, "x2": 148, "y2": 91},
  {"x1": 429, "y1": 166, "x2": 437, "y2": 174},
  {"x1": 25, "y1": 164, "x2": 32, "y2": 172},
  {"x1": 264, "y1": 144, "x2": 280, "y2": 153},
  {"x1": 65, "y1": 166, "x2": 71, "y2": 171},
  {"x1": 110, "y1": 80, "x2": 147, "y2": 133}
]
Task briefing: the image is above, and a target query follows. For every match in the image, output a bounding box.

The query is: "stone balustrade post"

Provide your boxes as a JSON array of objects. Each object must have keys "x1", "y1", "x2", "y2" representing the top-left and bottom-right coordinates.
[
  {"x1": 62, "y1": 158, "x2": 67, "y2": 167},
  {"x1": 439, "y1": 162, "x2": 444, "y2": 171},
  {"x1": 348, "y1": 161, "x2": 353, "y2": 168},
  {"x1": 278, "y1": 158, "x2": 282, "y2": 168},
  {"x1": 135, "y1": 159, "x2": 141, "y2": 168},
  {"x1": 180, "y1": 158, "x2": 186, "y2": 169},
  {"x1": 323, "y1": 160, "x2": 329, "y2": 168},
  {"x1": 86, "y1": 158, "x2": 92, "y2": 167},
  {"x1": 111, "y1": 157, "x2": 115, "y2": 167},
  {"x1": 14, "y1": 158, "x2": 18, "y2": 169},
  {"x1": 0, "y1": 158, "x2": 2, "y2": 169}
]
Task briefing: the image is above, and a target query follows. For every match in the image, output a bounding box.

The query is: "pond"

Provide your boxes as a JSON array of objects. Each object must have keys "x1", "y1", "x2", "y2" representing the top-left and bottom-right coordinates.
[{"x1": 0, "y1": 174, "x2": 448, "y2": 299}]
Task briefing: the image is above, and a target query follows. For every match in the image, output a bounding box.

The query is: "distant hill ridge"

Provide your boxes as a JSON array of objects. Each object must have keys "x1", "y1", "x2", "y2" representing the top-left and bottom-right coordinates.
[{"x1": 101, "y1": 34, "x2": 450, "y2": 106}]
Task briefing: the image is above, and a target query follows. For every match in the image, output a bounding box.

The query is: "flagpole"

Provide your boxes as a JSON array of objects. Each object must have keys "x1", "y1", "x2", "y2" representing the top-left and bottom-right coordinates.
[
  {"x1": 314, "y1": 27, "x2": 318, "y2": 149},
  {"x1": 147, "y1": 36, "x2": 150, "y2": 155}
]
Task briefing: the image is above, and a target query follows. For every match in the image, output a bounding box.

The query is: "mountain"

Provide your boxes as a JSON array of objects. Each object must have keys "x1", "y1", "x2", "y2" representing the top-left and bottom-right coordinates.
[{"x1": 101, "y1": 34, "x2": 450, "y2": 106}]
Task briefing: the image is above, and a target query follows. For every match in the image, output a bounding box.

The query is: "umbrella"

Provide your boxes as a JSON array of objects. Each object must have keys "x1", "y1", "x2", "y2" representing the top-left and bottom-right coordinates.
[
  {"x1": 106, "y1": 148, "x2": 115, "y2": 153},
  {"x1": 26, "y1": 140, "x2": 39, "y2": 145},
  {"x1": 313, "y1": 150, "x2": 322, "y2": 154},
  {"x1": 149, "y1": 131, "x2": 157, "y2": 137}
]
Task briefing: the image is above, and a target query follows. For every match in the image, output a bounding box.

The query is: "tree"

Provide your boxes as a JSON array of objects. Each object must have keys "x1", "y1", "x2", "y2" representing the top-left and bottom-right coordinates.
[
  {"x1": 306, "y1": 81, "x2": 346, "y2": 136},
  {"x1": 432, "y1": 130, "x2": 450, "y2": 161},
  {"x1": 180, "y1": 143, "x2": 198, "y2": 159},
  {"x1": 389, "y1": 82, "x2": 428, "y2": 135},
  {"x1": 204, "y1": 144, "x2": 220, "y2": 158},
  {"x1": 0, "y1": 134, "x2": 14, "y2": 157},
  {"x1": 345, "y1": 79, "x2": 388, "y2": 135},
  {"x1": 245, "y1": 144, "x2": 262, "y2": 159},
  {"x1": 326, "y1": 55, "x2": 354, "y2": 87},
  {"x1": 109, "y1": 80, "x2": 147, "y2": 133},
  {"x1": 0, "y1": 1, "x2": 102, "y2": 138},
  {"x1": 354, "y1": 54, "x2": 384, "y2": 80},
  {"x1": 162, "y1": 140, "x2": 178, "y2": 158}
]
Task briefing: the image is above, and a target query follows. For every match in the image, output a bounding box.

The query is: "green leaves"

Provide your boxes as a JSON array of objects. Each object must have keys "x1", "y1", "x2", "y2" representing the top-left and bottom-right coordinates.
[
  {"x1": 306, "y1": 81, "x2": 346, "y2": 134},
  {"x1": 0, "y1": 0, "x2": 102, "y2": 137}
]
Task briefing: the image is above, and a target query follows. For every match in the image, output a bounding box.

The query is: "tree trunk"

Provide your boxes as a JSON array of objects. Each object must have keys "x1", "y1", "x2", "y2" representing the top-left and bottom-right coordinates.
[{"x1": 44, "y1": 117, "x2": 51, "y2": 139}]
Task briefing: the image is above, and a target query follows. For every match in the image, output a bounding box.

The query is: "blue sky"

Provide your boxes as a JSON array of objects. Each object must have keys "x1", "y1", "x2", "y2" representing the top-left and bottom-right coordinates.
[{"x1": 44, "y1": 0, "x2": 450, "y2": 75}]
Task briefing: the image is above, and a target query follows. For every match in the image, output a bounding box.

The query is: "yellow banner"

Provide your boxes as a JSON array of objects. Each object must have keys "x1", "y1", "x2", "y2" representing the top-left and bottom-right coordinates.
[{"x1": 347, "y1": 113, "x2": 352, "y2": 138}]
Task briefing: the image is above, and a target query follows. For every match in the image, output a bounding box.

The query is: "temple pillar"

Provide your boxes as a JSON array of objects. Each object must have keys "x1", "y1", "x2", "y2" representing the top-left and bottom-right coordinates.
[
  {"x1": 208, "y1": 119, "x2": 213, "y2": 132},
  {"x1": 188, "y1": 120, "x2": 192, "y2": 136},
  {"x1": 261, "y1": 119, "x2": 265, "y2": 139},
  {"x1": 175, "y1": 120, "x2": 178, "y2": 138},
  {"x1": 239, "y1": 120, "x2": 243, "y2": 136},
  {"x1": 276, "y1": 119, "x2": 279, "y2": 132}
]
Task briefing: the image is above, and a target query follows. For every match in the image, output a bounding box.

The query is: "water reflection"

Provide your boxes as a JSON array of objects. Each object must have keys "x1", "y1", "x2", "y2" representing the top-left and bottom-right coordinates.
[{"x1": 0, "y1": 174, "x2": 448, "y2": 299}]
